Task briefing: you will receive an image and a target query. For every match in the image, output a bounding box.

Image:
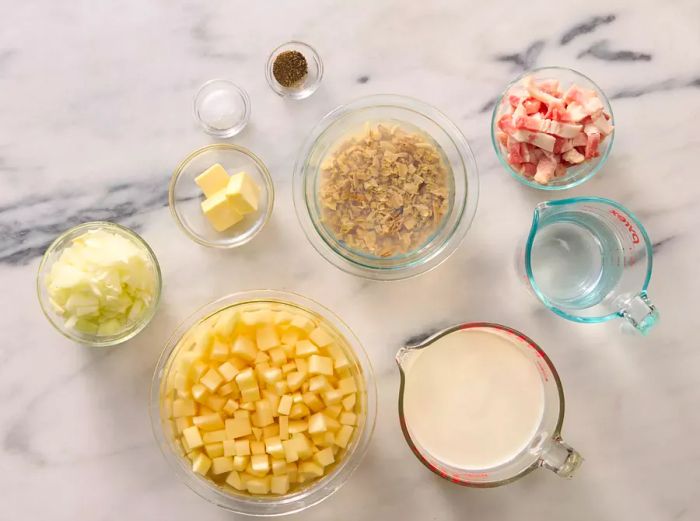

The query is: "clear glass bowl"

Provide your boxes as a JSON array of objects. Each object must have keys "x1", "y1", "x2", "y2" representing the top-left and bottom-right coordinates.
[
  {"x1": 150, "y1": 290, "x2": 377, "y2": 516},
  {"x1": 193, "y1": 80, "x2": 251, "y2": 138},
  {"x1": 490, "y1": 66, "x2": 615, "y2": 190},
  {"x1": 36, "y1": 221, "x2": 162, "y2": 347},
  {"x1": 169, "y1": 144, "x2": 274, "y2": 249},
  {"x1": 266, "y1": 41, "x2": 323, "y2": 100},
  {"x1": 293, "y1": 95, "x2": 479, "y2": 280}
]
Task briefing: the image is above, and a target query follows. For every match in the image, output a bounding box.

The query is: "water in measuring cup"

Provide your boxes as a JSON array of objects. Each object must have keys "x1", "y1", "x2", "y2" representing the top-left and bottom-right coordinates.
[{"x1": 530, "y1": 211, "x2": 623, "y2": 310}]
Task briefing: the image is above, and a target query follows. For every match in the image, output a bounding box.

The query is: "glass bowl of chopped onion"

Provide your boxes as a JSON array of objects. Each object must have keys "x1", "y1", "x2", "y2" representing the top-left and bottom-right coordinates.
[
  {"x1": 293, "y1": 95, "x2": 479, "y2": 280},
  {"x1": 36, "y1": 221, "x2": 162, "y2": 347},
  {"x1": 150, "y1": 290, "x2": 377, "y2": 516},
  {"x1": 491, "y1": 66, "x2": 615, "y2": 190}
]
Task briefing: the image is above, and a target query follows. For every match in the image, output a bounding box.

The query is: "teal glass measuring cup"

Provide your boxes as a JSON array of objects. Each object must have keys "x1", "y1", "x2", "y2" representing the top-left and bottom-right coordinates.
[{"x1": 516, "y1": 197, "x2": 659, "y2": 334}]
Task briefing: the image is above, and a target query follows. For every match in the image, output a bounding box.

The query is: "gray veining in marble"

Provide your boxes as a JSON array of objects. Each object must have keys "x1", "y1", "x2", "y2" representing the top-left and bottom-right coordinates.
[{"x1": 1, "y1": 1, "x2": 699, "y2": 520}]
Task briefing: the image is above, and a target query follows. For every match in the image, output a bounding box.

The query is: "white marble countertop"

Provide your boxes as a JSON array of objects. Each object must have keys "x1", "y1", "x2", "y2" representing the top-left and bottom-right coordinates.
[{"x1": 2, "y1": 1, "x2": 699, "y2": 520}]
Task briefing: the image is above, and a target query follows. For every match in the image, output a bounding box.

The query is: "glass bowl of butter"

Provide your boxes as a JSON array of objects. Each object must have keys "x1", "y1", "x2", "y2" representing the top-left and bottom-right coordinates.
[{"x1": 169, "y1": 144, "x2": 275, "y2": 249}]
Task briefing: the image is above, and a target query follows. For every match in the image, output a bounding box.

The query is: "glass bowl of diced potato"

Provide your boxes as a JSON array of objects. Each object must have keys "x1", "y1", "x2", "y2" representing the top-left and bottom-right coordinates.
[{"x1": 150, "y1": 290, "x2": 377, "y2": 516}]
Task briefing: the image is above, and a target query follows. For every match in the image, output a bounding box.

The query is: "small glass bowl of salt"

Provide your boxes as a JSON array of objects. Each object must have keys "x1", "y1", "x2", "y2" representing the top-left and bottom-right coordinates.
[{"x1": 193, "y1": 79, "x2": 250, "y2": 138}]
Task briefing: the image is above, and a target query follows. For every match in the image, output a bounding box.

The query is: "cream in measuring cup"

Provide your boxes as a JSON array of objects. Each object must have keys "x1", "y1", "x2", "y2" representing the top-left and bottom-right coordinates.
[{"x1": 397, "y1": 323, "x2": 581, "y2": 486}]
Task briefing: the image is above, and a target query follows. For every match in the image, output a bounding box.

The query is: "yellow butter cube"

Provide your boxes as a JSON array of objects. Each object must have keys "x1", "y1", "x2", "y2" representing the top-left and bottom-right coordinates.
[
  {"x1": 309, "y1": 327, "x2": 334, "y2": 347},
  {"x1": 182, "y1": 425, "x2": 204, "y2": 449},
  {"x1": 195, "y1": 163, "x2": 230, "y2": 198},
  {"x1": 226, "y1": 171, "x2": 259, "y2": 214},
  {"x1": 295, "y1": 339, "x2": 318, "y2": 357},
  {"x1": 270, "y1": 474, "x2": 290, "y2": 495},
  {"x1": 201, "y1": 192, "x2": 243, "y2": 232},
  {"x1": 335, "y1": 425, "x2": 354, "y2": 449},
  {"x1": 235, "y1": 439, "x2": 251, "y2": 456},
  {"x1": 225, "y1": 470, "x2": 245, "y2": 491},
  {"x1": 223, "y1": 440, "x2": 237, "y2": 457},
  {"x1": 192, "y1": 453, "x2": 212, "y2": 475},
  {"x1": 313, "y1": 447, "x2": 335, "y2": 467},
  {"x1": 217, "y1": 361, "x2": 239, "y2": 382},
  {"x1": 172, "y1": 399, "x2": 196, "y2": 418},
  {"x1": 256, "y1": 325, "x2": 280, "y2": 351},
  {"x1": 225, "y1": 417, "x2": 252, "y2": 439},
  {"x1": 232, "y1": 335, "x2": 257, "y2": 362},
  {"x1": 308, "y1": 355, "x2": 333, "y2": 376},
  {"x1": 200, "y1": 368, "x2": 224, "y2": 392},
  {"x1": 342, "y1": 394, "x2": 356, "y2": 412},
  {"x1": 246, "y1": 476, "x2": 270, "y2": 495},
  {"x1": 232, "y1": 455, "x2": 249, "y2": 471},
  {"x1": 251, "y1": 453, "x2": 270, "y2": 475},
  {"x1": 212, "y1": 456, "x2": 234, "y2": 475},
  {"x1": 202, "y1": 429, "x2": 227, "y2": 443}
]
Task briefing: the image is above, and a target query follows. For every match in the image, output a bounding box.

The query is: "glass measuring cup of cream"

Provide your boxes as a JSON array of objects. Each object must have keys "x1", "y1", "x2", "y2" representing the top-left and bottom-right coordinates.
[{"x1": 396, "y1": 323, "x2": 581, "y2": 487}]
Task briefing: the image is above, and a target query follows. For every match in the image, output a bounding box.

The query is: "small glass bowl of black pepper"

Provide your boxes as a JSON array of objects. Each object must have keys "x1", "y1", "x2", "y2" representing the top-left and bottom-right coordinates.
[{"x1": 266, "y1": 41, "x2": 323, "y2": 100}]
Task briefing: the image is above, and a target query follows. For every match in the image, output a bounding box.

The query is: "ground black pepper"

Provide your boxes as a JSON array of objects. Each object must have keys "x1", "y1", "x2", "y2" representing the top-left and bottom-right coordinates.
[{"x1": 272, "y1": 50, "x2": 308, "y2": 88}]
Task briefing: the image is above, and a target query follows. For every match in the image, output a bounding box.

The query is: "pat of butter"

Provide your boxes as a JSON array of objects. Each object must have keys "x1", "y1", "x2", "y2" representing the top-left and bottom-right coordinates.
[
  {"x1": 201, "y1": 192, "x2": 243, "y2": 232},
  {"x1": 195, "y1": 163, "x2": 230, "y2": 198},
  {"x1": 226, "y1": 172, "x2": 259, "y2": 214}
]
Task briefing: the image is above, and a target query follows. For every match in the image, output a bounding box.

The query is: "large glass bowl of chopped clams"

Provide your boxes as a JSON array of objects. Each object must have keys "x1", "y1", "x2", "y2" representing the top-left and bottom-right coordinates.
[
  {"x1": 294, "y1": 95, "x2": 479, "y2": 280},
  {"x1": 150, "y1": 290, "x2": 377, "y2": 516}
]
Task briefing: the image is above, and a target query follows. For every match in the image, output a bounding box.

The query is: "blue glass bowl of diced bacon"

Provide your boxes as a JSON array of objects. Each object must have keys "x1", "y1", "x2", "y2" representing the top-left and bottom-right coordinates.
[{"x1": 491, "y1": 66, "x2": 614, "y2": 190}]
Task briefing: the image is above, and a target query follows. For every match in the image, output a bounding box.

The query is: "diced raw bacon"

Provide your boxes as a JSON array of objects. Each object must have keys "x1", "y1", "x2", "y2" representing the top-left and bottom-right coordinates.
[
  {"x1": 509, "y1": 129, "x2": 556, "y2": 152},
  {"x1": 496, "y1": 75, "x2": 612, "y2": 184},
  {"x1": 563, "y1": 148, "x2": 585, "y2": 164},
  {"x1": 523, "y1": 98, "x2": 541, "y2": 114},
  {"x1": 592, "y1": 113, "x2": 614, "y2": 135},
  {"x1": 534, "y1": 155, "x2": 557, "y2": 184}
]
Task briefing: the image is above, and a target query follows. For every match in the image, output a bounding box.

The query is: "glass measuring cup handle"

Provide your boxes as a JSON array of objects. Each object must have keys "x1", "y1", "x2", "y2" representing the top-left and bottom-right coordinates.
[
  {"x1": 617, "y1": 292, "x2": 659, "y2": 335},
  {"x1": 539, "y1": 437, "x2": 583, "y2": 478}
]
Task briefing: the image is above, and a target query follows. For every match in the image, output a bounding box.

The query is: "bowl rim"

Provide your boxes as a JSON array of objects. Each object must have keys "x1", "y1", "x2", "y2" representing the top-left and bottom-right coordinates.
[
  {"x1": 36, "y1": 221, "x2": 162, "y2": 347},
  {"x1": 193, "y1": 79, "x2": 251, "y2": 138},
  {"x1": 149, "y1": 289, "x2": 378, "y2": 516},
  {"x1": 168, "y1": 143, "x2": 275, "y2": 249},
  {"x1": 293, "y1": 93, "x2": 479, "y2": 280},
  {"x1": 489, "y1": 65, "x2": 615, "y2": 191}
]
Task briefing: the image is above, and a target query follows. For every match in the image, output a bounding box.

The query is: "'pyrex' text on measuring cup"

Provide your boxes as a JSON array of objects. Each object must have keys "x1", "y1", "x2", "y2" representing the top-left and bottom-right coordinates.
[{"x1": 516, "y1": 197, "x2": 659, "y2": 334}]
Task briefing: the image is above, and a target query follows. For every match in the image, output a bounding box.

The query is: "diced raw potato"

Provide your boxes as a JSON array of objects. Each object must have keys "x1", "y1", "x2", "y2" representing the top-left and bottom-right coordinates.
[
  {"x1": 262, "y1": 424, "x2": 279, "y2": 439},
  {"x1": 340, "y1": 412, "x2": 357, "y2": 426},
  {"x1": 335, "y1": 425, "x2": 354, "y2": 448},
  {"x1": 252, "y1": 427, "x2": 263, "y2": 441},
  {"x1": 313, "y1": 447, "x2": 335, "y2": 467},
  {"x1": 291, "y1": 433, "x2": 314, "y2": 459},
  {"x1": 191, "y1": 360, "x2": 208, "y2": 380},
  {"x1": 193, "y1": 413, "x2": 224, "y2": 431},
  {"x1": 217, "y1": 361, "x2": 239, "y2": 382},
  {"x1": 292, "y1": 392, "x2": 303, "y2": 404},
  {"x1": 262, "y1": 367, "x2": 282, "y2": 384},
  {"x1": 295, "y1": 358, "x2": 308, "y2": 375},
  {"x1": 218, "y1": 382, "x2": 237, "y2": 397},
  {"x1": 232, "y1": 335, "x2": 257, "y2": 362},
  {"x1": 308, "y1": 375, "x2": 331, "y2": 392},
  {"x1": 251, "y1": 454, "x2": 270, "y2": 474},
  {"x1": 223, "y1": 440, "x2": 237, "y2": 457},
  {"x1": 202, "y1": 429, "x2": 227, "y2": 443},
  {"x1": 256, "y1": 325, "x2": 280, "y2": 351},
  {"x1": 212, "y1": 456, "x2": 234, "y2": 475},
  {"x1": 173, "y1": 399, "x2": 196, "y2": 418},
  {"x1": 299, "y1": 461, "x2": 324, "y2": 478},
  {"x1": 309, "y1": 327, "x2": 334, "y2": 347},
  {"x1": 192, "y1": 453, "x2": 212, "y2": 475},
  {"x1": 235, "y1": 368, "x2": 258, "y2": 391},
  {"x1": 204, "y1": 443, "x2": 224, "y2": 458},
  {"x1": 295, "y1": 340, "x2": 318, "y2": 357},
  {"x1": 270, "y1": 474, "x2": 290, "y2": 495},
  {"x1": 210, "y1": 340, "x2": 230, "y2": 361},
  {"x1": 241, "y1": 309, "x2": 273, "y2": 327},
  {"x1": 325, "y1": 415, "x2": 341, "y2": 432},
  {"x1": 282, "y1": 440, "x2": 299, "y2": 463},
  {"x1": 281, "y1": 329, "x2": 300, "y2": 346},
  {"x1": 302, "y1": 392, "x2": 325, "y2": 413},
  {"x1": 232, "y1": 455, "x2": 249, "y2": 471},
  {"x1": 241, "y1": 387, "x2": 261, "y2": 403},
  {"x1": 322, "y1": 389, "x2": 343, "y2": 406},
  {"x1": 234, "y1": 439, "x2": 251, "y2": 456},
  {"x1": 272, "y1": 381, "x2": 288, "y2": 395},
  {"x1": 265, "y1": 436, "x2": 285, "y2": 459},
  {"x1": 234, "y1": 410, "x2": 250, "y2": 419},
  {"x1": 288, "y1": 420, "x2": 308, "y2": 434},
  {"x1": 183, "y1": 426, "x2": 204, "y2": 449},
  {"x1": 206, "y1": 395, "x2": 226, "y2": 412},
  {"x1": 289, "y1": 403, "x2": 310, "y2": 420},
  {"x1": 225, "y1": 417, "x2": 252, "y2": 439},
  {"x1": 274, "y1": 311, "x2": 293, "y2": 325},
  {"x1": 268, "y1": 348, "x2": 287, "y2": 366},
  {"x1": 341, "y1": 394, "x2": 356, "y2": 412},
  {"x1": 337, "y1": 377, "x2": 357, "y2": 396},
  {"x1": 271, "y1": 458, "x2": 287, "y2": 476},
  {"x1": 226, "y1": 470, "x2": 245, "y2": 491},
  {"x1": 289, "y1": 316, "x2": 315, "y2": 333},
  {"x1": 251, "y1": 440, "x2": 265, "y2": 455},
  {"x1": 281, "y1": 362, "x2": 296, "y2": 374},
  {"x1": 309, "y1": 355, "x2": 334, "y2": 376},
  {"x1": 279, "y1": 416, "x2": 289, "y2": 440},
  {"x1": 253, "y1": 400, "x2": 275, "y2": 427},
  {"x1": 200, "y1": 368, "x2": 224, "y2": 392},
  {"x1": 246, "y1": 476, "x2": 270, "y2": 495},
  {"x1": 175, "y1": 417, "x2": 193, "y2": 434},
  {"x1": 223, "y1": 399, "x2": 239, "y2": 415},
  {"x1": 287, "y1": 372, "x2": 305, "y2": 392},
  {"x1": 308, "y1": 412, "x2": 328, "y2": 434}
]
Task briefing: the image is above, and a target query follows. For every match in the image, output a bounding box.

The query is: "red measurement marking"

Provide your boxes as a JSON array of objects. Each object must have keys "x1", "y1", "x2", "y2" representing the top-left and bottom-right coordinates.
[{"x1": 610, "y1": 209, "x2": 640, "y2": 244}]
